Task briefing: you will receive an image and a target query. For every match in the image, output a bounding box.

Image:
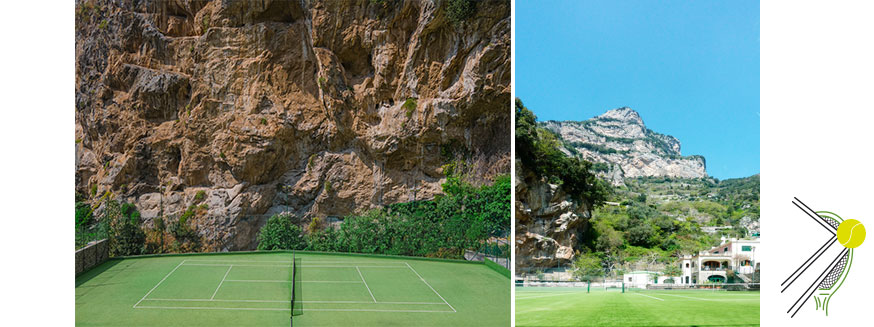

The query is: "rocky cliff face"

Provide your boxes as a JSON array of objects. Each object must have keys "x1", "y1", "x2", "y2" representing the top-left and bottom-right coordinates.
[
  {"x1": 514, "y1": 160, "x2": 590, "y2": 271},
  {"x1": 542, "y1": 107, "x2": 706, "y2": 185},
  {"x1": 75, "y1": 0, "x2": 510, "y2": 251}
]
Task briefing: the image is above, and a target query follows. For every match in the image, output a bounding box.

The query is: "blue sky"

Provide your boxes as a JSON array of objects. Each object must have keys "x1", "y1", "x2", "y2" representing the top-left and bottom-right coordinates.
[{"x1": 516, "y1": 0, "x2": 759, "y2": 179}]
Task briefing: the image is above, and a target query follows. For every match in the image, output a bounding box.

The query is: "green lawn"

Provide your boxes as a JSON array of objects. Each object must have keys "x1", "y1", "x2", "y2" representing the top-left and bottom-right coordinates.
[
  {"x1": 515, "y1": 287, "x2": 759, "y2": 326},
  {"x1": 76, "y1": 251, "x2": 509, "y2": 326}
]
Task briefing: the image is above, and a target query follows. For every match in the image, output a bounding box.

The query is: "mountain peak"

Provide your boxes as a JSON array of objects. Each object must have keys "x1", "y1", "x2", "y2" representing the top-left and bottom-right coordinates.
[
  {"x1": 541, "y1": 106, "x2": 706, "y2": 185},
  {"x1": 597, "y1": 107, "x2": 644, "y2": 125}
]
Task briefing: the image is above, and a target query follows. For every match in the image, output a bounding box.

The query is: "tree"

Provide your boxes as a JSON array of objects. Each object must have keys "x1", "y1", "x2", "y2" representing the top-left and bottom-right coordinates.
[
  {"x1": 594, "y1": 221, "x2": 623, "y2": 254},
  {"x1": 663, "y1": 261, "x2": 681, "y2": 277},
  {"x1": 626, "y1": 223, "x2": 657, "y2": 247},
  {"x1": 257, "y1": 214, "x2": 305, "y2": 250},
  {"x1": 572, "y1": 253, "x2": 603, "y2": 282},
  {"x1": 105, "y1": 200, "x2": 146, "y2": 256}
]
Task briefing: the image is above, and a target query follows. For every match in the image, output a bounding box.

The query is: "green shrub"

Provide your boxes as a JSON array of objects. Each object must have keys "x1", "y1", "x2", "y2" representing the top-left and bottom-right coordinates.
[
  {"x1": 194, "y1": 190, "x2": 206, "y2": 202},
  {"x1": 305, "y1": 227, "x2": 343, "y2": 252},
  {"x1": 403, "y1": 98, "x2": 417, "y2": 118},
  {"x1": 98, "y1": 19, "x2": 107, "y2": 30},
  {"x1": 446, "y1": 0, "x2": 475, "y2": 25},
  {"x1": 318, "y1": 77, "x2": 327, "y2": 90},
  {"x1": 572, "y1": 252, "x2": 603, "y2": 282},
  {"x1": 324, "y1": 180, "x2": 332, "y2": 193},
  {"x1": 201, "y1": 13, "x2": 210, "y2": 32},
  {"x1": 179, "y1": 205, "x2": 196, "y2": 224},
  {"x1": 75, "y1": 202, "x2": 93, "y2": 228},
  {"x1": 309, "y1": 217, "x2": 323, "y2": 233},
  {"x1": 260, "y1": 118, "x2": 267, "y2": 125},
  {"x1": 337, "y1": 172, "x2": 510, "y2": 258},
  {"x1": 90, "y1": 184, "x2": 98, "y2": 196},
  {"x1": 307, "y1": 154, "x2": 316, "y2": 170},
  {"x1": 169, "y1": 217, "x2": 191, "y2": 239},
  {"x1": 104, "y1": 200, "x2": 146, "y2": 256},
  {"x1": 75, "y1": 201, "x2": 108, "y2": 249},
  {"x1": 257, "y1": 214, "x2": 305, "y2": 250}
]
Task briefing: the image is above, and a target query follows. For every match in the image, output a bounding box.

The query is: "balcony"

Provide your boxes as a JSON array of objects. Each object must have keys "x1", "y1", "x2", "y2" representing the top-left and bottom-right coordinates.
[{"x1": 699, "y1": 266, "x2": 733, "y2": 272}]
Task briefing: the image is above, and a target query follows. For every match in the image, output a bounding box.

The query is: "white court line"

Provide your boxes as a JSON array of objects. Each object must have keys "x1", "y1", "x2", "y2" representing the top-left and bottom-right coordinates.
[
  {"x1": 185, "y1": 260, "x2": 292, "y2": 263},
  {"x1": 135, "y1": 306, "x2": 453, "y2": 313},
  {"x1": 633, "y1": 293, "x2": 665, "y2": 301},
  {"x1": 303, "y1": 308, "x2": 454, "y2": 313},
  {"x1": 186, "y1": 260, "x2": 400, "y2": 264},
  {"x1": 185, "y1": 263, "x2": 290, "y2": 268},
  {"x1": 183, "y1": 263, "x2": 407, "y2": 268},
  {"x1": 144, "y1": 298, "x2": 290, "y2": 303},
  {"x1": 142, "y1": 299, "x2": 445, "y2": 305},
  {"x1": 211, "y1": 265, "x2": 233, "y2": 300},
  {"x1": 224, "y1": 280, "x2": 363, "y2": 283},
  {"x1": 515, "y1": 292, "x2": 580, "y2": 300},
  {"x1": 404, "y1": 262, "x2": 456, "y2": 313},
  {"x1": 301, "y1": 300, "x2": 446, "y2": 305},
  {"x1": 306, "y1": 265, "x2": 407, "y2": 268},
  {"x1": 133, "y1": 260, "x2": 186, "y2": 308},
  {"x1": 357, "y1": 266, "x2": 377, "y2": 302},
  {"x1": 225, "y1": 279, "x2": 289, "y2": 283},
  {"x1": 652, "y1": 293, "x2": 758, "y2": 301},
  {"x1": 135, "y1": 306, "x2": 290, "y2": 311}
]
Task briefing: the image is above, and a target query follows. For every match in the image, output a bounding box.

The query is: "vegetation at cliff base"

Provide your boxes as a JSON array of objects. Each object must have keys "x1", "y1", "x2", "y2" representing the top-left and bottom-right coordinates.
[
  {"x1": 515, "y1": 98, "x2": 610, "y2": 207},
  {"x1": 257, "y1": 214, "x2": 305, "y2": 250},
  {"x1": 256, "y1": 173, "x2": 511, "y2": 259}
]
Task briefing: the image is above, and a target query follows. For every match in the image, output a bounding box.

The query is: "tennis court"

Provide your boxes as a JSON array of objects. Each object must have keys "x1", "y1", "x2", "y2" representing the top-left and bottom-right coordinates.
[
  {"x1": 515, "y1": 286, "x2": 760, "y2": 326},
  {"x1": 76, "y1": 251, "x2": 510, "y2": 326}
]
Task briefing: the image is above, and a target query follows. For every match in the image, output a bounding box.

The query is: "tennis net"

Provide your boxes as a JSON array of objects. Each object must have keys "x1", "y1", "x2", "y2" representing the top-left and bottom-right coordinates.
[
  {"x1": 289, "y1": 251, "x2": 294, "y2": 325},
  {"x1": 292, "y1": 253, "x2": 302, "y2": 317}
]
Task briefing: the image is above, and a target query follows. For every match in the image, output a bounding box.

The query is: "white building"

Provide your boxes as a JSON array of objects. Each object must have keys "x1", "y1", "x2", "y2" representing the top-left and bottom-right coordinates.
[
  {"x1": 623, "y1": 271, "x2": 659, "y2": 289},
  {"x1": 680, "y1": 237, "x2": 759, "y2": 284},
  {"x1": 623, "y1": 271, "x2": 683, "y2": 289}
]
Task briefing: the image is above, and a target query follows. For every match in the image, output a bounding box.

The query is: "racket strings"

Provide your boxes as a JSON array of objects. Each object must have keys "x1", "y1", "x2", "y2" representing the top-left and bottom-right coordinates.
[{"x1": 818, "y1": 251, "x2": 848, "y2": 290}]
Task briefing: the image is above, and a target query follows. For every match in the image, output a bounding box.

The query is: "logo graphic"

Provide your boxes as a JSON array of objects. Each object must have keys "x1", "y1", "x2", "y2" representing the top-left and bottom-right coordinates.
[{"x1": 782, "y1": 198, "x2": 865, "y2": 317}]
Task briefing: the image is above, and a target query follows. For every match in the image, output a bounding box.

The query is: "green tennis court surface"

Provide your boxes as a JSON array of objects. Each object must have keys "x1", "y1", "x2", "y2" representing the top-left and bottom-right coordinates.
[
  {"x1": 76, "y1": 252, "x2": 509, "y2": 326},
  {"x1": 515, "y1": 287, "x2": 759, "y2": 326}
]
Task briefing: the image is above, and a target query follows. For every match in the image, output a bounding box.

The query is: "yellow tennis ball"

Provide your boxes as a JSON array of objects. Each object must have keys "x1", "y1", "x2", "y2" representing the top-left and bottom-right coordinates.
[{"x1": 837, "y1": 219, "x2": 865, "y2": 248}]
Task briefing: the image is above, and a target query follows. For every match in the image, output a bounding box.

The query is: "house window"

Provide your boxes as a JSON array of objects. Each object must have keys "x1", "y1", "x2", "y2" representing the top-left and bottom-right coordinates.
[
  {"x1": 685, "y1": 276, "x2": 690, "y2": 284},
  {"x1": 742, "y1": 246, "x2": 752, "y2": 251},
  {"x1": 724, "y1": 247, "x2": 729, "y2": 252},
  {"x1": 628, "y1": 277, "x2": 632, "y2": 282},
  {"x1": 685, "y1": 263, "x2": 689, "y2": 268}
]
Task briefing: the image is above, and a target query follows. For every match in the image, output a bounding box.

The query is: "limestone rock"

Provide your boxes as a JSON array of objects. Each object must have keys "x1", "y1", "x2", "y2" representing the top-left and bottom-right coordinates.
[
  {"x1": 75, "y1": 0, "x2": 510, "y2": 251},
  {"x1": 514, "y1": 159, "x2": 590, "y2": 272},
  {"x1": 542, "y1": 107, "x2": 706, "y2": 185}
]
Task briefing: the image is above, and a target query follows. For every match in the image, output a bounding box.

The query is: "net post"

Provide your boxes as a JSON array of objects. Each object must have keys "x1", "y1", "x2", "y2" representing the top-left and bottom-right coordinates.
[
  {"x1": 290, "y1": 251, "x2": 295, "y2": 325},
  {"x1": 622, "y1": 281, "x2": 625, "y2": 293}
]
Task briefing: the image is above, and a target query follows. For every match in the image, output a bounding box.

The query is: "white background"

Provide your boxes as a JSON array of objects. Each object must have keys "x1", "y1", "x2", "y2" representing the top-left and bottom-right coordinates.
[
  {"x1": 762, "y1": 0, "x2": 874, "y2": 325},
  {"x1": 2, "y1": 0, "x2": 874, "y2": 325}
]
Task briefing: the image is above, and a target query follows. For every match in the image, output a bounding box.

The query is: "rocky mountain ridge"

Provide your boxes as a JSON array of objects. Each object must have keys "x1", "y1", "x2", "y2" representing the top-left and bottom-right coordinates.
[
  {"x1": 75, "y1": 0, "x2": 510, "y2": 251},
  {"x1": 542, "y1": 107, "x2": 706, "y2": 185}
]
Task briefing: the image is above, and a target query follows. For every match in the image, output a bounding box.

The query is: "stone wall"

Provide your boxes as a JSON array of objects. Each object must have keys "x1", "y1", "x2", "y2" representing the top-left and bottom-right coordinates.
[{"x1": 75, "y1": 239, "x2": 108, "y2": 276}]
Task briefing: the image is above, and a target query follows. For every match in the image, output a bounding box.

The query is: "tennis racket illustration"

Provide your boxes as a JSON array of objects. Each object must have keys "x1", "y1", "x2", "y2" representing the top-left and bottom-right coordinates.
[{"x1": 783, "y1": 198, "x2": 865, "y2": 317}]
